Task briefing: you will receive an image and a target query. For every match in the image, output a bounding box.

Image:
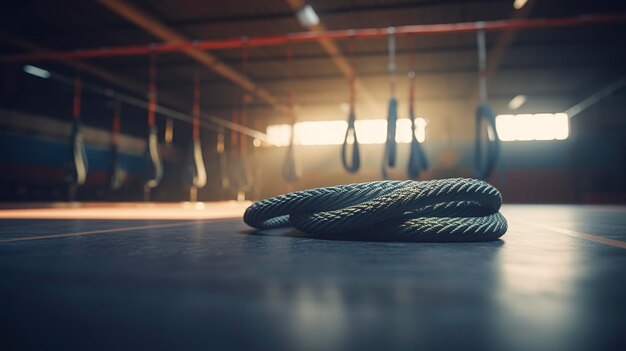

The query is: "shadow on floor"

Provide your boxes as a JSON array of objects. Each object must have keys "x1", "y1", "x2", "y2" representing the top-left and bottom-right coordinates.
[{"x1": 240, "y1": 227, "x2": 506, "y2": 245}]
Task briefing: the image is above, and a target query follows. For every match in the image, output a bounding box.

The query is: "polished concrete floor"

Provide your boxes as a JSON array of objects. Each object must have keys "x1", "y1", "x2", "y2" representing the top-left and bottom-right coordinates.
[{"x1": 0, "y1": 204, "x2": 624, "y2": 351}]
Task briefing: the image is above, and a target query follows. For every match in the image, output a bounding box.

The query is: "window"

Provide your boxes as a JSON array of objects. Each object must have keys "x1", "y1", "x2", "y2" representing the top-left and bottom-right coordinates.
[
  {"x1": 265, "y1": 118, "x2": 427, "y2": 146},
  {"x1": 495, "y1": 113, "x2": 569, "y2": 141}
]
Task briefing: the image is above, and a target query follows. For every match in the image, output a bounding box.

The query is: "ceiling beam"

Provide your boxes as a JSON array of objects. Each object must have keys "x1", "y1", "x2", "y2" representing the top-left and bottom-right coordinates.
[
  {"x1": 285, "y1": 0, "x2": 379, "y2": 112},
  {"x1": 472, "y1": 0, "x2": 537, "y2": 103},
  {"x1": 485, "y1": 0, "x2": 537, "y2": 77},
  {"x1": 97, "y1": 0, "x2": 282, "y2": 110},
  {"x1": 0, "y1": 31, "x2": 184, "y2": 109}
]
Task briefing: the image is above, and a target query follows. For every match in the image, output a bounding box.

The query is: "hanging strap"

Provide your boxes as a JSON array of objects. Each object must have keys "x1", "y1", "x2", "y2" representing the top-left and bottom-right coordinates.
[
  {"x1": 240, "y1": 37, "x2": 249, "y2": 159},
  {"x1": 217, "y1": 128, "x2": 230, "y2": 190},
  {"x1": 108, "y1": 100, "x2": 124, "y2": 190},
  {"x1": 72, "y1": 76, "x2": 81, "y2": 120},
  {"x1": 237, "y1": 42, "x2": 253, "y2": 191},
  {"x1": 148, "y1": 54, "x2": 157, "y2": 127},
  {"x1": 230, "y1": 104, "x2": 239, "y2": 156},
  {"x1": 477, "y1": 24, "x2": 488, "y2": 103},
  {"x1": 407, "y1": 71, "x2": 428, "y2": 179},
  {"x1": 282, "y1": 45, "x2": 300, "y2": 183},
  {"x1": 143, "y1": 54, "x2": 163, "y2": 189},
  {"x1": 187, "y1": 76, "x2": 207, "y2": 189},
  {"x1": 382, "y1": 27, "x2": 398, "y2": 179},
  {"x1": 164, "y1": 118, "x2": 174, "y2": 143},
  {"x1": 240, "y1": 96, "x2": 248, "y2": 157},
  {"x1": 227, "y1": 106, "x2": 239, "y2": 191},
  {"x1": 282, "y1": 91, "x2": 300, "y2": 183},
  {"x1": 112, "y1": 101, "x2": 121, "y2": 146},
  {"x1": 237, "y1": 94, "x2": 253, "y2": 189},
  {"x1": 474, "y1": 103, "x2": 500, "y2": 179},
  {"x1": 65, "y1": 74, "x2": 88, "y2": 186},
  {"x1": 192, "y1": 77, "x2": 201, "y2": 141},
  {"x1": 474, "y1": 25, "x2": 500, "y2": 180},
  {"x1": 341, "y1": 40, "x2": 360, "y2": 174}
]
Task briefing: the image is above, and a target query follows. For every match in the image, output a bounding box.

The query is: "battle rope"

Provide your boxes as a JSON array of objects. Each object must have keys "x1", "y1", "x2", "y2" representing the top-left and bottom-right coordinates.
[
  {"x1": 382, "y1": 27, "x2": 398, "y2": 179},
  {"x1": 244, "y1": 178, "x2": 507, "y2": 242},
  {"x1": 341, "y1": 74, "x2": 360, "y2": 173},
  {"x1": 474, "y1": 24, "x2": 500, "y2": 180}
]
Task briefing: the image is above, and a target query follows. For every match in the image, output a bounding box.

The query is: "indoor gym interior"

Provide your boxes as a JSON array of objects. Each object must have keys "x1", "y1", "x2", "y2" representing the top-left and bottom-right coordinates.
[{"x1": 0, "y1": 0, "x2": 625, "y2": 350}]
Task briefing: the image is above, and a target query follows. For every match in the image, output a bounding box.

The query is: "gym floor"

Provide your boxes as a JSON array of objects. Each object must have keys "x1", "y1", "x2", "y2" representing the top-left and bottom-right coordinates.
[
  {"x1": 2, "y1": 1, "x2": 626, "y2": 350},
  {"x1": 1, "y1": 203, "x2": 624, "y2": 350}
]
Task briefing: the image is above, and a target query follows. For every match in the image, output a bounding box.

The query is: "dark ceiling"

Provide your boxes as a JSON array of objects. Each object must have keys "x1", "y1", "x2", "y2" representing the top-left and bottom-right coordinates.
[{"x1": 1, "y1": 0, "x2": 626, "y2": 137}]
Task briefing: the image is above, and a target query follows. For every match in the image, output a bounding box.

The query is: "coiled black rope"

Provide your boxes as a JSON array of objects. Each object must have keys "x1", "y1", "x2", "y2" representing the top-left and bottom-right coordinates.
[{"x1": 244, "y1": 178, "x2": 507, "y2": 242}]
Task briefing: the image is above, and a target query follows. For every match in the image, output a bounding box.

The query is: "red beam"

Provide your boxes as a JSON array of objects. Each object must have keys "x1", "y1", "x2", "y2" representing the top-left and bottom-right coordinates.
[{"x1": 2, "y1": 13, "x2": 625, "y2": 63}]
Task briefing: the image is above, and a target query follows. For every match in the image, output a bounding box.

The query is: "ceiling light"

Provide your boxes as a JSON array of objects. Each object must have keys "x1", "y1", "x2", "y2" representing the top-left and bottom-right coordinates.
[
  {"x1": 513, "y1": 0, "x2": 528, "y2": 10},
  {"x1": 508, "y1": 94, "x2": 527, "y2": 110},
  {"x1": 23, "y1": 65, "x2": 50, "y2": 79},
  {"x1": 296, "y1": 4, "x2": 320, "y2": 27}
]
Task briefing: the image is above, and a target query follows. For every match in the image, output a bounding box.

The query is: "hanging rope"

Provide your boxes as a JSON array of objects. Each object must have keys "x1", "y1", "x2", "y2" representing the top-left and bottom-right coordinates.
[
  {"x1": 282, "y1": 44, "x2": 300, "y2": 183},
  {"x1": 164, "y1": 117, "x2": 174, "y2": 144},
  {"x1": 217, "y1": 128, "x2": 230, "y2": 190},
  {"x1": 143, "y1": 53, "x2": 163, "y2": 191},
  {"x1": 382, "y1": 27, "x2": 398, "y2": 179},
  {"x1": 244, "y1": 178, "x2": 507, "y2": 242},
  {"x1": 474, "y1": 25, "x2": 500, "y2": 180},
  {"x1": 72, "y1": 76, "x2": 81, "y2": 120},
  {"x1": 230, "y1": 101, "x2": 239, "y2": 158},
  {"x1": 407, "y1": 37, "x2": 428, "y2": 179},
  {"x1": 112, "y1": 101, "x2": 121, "y2": 148},
  {"x1": 341, "y1": 40, "x2": 360, "y2": 173},
  {"x1": 186, "y1": 76, "x2": 207, "y2": 194},
  {"x1": 237, "y1": 94, "x2": 253, "y2": 189},
  {"x1": 237, "y1": 41, "x2": 253, "y2": 192},
  {"x1": 148, "y1": 54, "x2": 157, "y2": 128},
  {"x1": 65, "y1": 73, "x2": 88, "y2": 187},
  {"x1": 192, "y1": 77, "x2": 201, "y2": 141},
  {"x1": 240, "y1": 42, "x2": 249, "y2": 160},
  {"x1": 108, "y1": 100, "x2": 124, "y2": 191}
]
